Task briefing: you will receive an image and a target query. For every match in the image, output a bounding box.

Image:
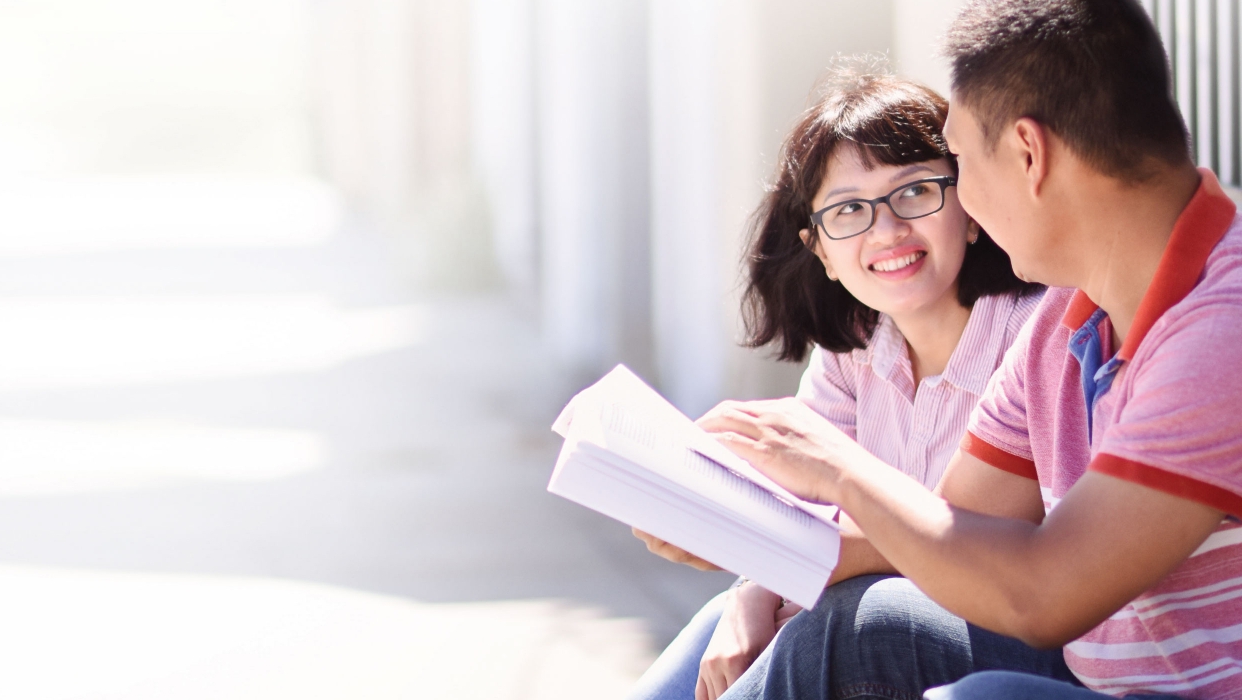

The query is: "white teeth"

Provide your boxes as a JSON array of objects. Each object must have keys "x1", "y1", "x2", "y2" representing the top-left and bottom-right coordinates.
[{"x1": 871, "y1": 252, "x2": 924, "y2": 272}]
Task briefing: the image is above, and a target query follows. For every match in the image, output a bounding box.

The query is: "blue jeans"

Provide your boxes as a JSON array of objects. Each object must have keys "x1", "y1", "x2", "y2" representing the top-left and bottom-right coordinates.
[
  {"x1": 717, "y1": 575, "x2": 1079, "y2": 700},
  {"x1": 628, "y1": 589, "x2": 728, "y2": 700},
  {"x1": 926, "y1": 671, "x2": 1185, "y2": 699}
]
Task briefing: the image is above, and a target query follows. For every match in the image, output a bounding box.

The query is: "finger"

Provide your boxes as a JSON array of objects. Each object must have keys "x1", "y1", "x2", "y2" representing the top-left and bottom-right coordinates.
[
  {"x1": 710, "y1": 431, "x2": 761, "y2": 460},
  {"x1": 705, "y1": 670, "x2": 723, "y2": 700},
  {"x1": 697, "y1": 407, "x2": 765, "y2": 437},
  {"x1": 695, "y1": 673, "x2": 710, "y2": 700}
]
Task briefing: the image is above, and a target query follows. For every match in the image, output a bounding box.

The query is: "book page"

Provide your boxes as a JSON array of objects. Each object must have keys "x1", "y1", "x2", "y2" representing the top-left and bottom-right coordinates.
[{"x1": 560, "y1": 365, "x2": 838, "y2": 527}]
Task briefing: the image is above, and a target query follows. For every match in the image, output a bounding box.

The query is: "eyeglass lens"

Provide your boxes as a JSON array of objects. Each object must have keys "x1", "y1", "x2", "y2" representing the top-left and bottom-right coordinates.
[{"x1": 820, "y1": 180, "x2": 946, "y2": 240}]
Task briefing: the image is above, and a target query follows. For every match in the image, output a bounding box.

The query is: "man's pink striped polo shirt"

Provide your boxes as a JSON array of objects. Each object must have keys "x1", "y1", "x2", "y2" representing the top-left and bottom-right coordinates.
[
  {"x1": 964, "y1": 170, "x2": 1242, "y2": 698},
  {"x1": 798, "y1": 288, "x2": 1042, "y2": 490}
]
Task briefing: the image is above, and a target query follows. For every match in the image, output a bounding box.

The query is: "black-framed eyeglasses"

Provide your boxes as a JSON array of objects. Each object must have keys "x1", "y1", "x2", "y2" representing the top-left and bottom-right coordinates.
[{"x1": 809, "y1": 176, "x2": 957, "y2": 241}]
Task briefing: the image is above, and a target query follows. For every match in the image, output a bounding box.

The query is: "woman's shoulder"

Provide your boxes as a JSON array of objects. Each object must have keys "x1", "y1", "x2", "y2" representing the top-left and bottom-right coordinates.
[{"x1": 1006, "y1": 286, "x2": 1048, "y2": 336}]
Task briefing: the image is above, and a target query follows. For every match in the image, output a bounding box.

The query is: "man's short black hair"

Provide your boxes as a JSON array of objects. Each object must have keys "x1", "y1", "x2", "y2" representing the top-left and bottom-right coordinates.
[{"x1": 944, "y1": 0, "x2": 1191, "y2": 182}]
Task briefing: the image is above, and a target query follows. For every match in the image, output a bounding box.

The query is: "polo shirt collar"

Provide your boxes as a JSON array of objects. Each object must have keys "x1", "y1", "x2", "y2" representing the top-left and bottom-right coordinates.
[{"x1": 1060, "y1": 168, "x2": 1238, "y2": 360}]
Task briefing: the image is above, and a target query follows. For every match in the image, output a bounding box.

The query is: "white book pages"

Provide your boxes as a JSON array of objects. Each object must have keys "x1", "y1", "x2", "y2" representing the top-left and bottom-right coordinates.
[{"x1": 548, "y1": 365, "x2": 841, "y2": 609}]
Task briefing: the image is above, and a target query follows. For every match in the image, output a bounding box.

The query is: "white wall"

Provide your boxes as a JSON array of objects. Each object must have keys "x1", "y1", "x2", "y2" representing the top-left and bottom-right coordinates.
[{"x1": 892, "y1": 0, "x2": 967, "y2": 97}]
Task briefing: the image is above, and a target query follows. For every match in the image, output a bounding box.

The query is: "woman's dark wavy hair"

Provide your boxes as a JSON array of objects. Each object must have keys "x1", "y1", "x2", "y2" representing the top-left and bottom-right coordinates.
[{"x1": 742, "y1": 67, "x2": 1039, "y2": 362}]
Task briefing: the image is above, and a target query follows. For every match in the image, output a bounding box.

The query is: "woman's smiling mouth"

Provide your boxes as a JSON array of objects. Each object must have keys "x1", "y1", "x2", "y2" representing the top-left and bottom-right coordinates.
[{"x1": 869, "y1": 250, "x2": 927, "y2": 273}]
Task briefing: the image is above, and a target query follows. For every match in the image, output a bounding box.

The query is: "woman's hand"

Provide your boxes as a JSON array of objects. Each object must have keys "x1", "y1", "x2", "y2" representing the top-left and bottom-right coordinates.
[
  {"x1": 697, "y1": 397, "x2": 872, "y2": 505},
  {"x1": 631, "y1": 528, "x2": 723, "y2": 571},
  {"x1": 696, "y1": 582, "x2": 795, "y2": 700}
]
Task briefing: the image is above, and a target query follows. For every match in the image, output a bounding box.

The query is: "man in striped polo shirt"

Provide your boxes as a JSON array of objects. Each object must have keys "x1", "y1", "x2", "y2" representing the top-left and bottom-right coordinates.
[{"x1": 698, "y1": 1, "x2": 1242, "y2": 698}]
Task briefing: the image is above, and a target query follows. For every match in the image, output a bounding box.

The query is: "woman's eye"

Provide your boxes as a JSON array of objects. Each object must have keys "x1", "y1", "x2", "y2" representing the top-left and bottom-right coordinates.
[
  {"x1": 833, "y1": 203, "x2": 863, "y2": 218},
  {"x1": 899, "y1": 184, "x2": 929, "y2": 198}
]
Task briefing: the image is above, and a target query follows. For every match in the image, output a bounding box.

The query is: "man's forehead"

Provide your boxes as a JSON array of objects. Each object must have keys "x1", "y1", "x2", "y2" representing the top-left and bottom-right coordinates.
[{"x1": 944, "y1": 100, "x2": 980, "y2": 145}]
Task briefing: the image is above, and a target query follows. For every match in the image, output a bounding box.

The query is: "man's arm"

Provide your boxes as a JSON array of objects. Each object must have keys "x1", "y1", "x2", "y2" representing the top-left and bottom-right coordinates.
[
  {"x1": 804, "y1": 446, "x2": 1049, "y2": 584},
  {"x1": 636, "y1": 434, "x2": 1049, "y2": 580},
  {"x1": 934, "y1": 449, "x2": 1046, "y2": 524},
  {"x1": 704, "y1": 398, "x2": 1224, "y2": 648}
]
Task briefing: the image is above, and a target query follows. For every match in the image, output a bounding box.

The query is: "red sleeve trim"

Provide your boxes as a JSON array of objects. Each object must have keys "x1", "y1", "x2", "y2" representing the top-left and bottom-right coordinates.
[
  {"x1": 1091, "y1": 453, "x2": 1242, "y2": 519},
  {"x1": 961, "y1": 431, "x2": 1037, "y2": 480}
]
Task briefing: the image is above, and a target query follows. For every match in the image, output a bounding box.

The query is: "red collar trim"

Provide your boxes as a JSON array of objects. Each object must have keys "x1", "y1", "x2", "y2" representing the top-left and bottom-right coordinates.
[
  {"x1": 1060, "y1": 289, "x2": 1099, "y2": 331},
  {"x1": 1059, "y1": 169, "x2": 1237, "y2": 361}
]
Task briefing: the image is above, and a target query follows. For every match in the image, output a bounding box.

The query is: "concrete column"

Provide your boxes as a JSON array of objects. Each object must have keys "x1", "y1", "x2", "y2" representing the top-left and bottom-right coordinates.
[
  {"x1": 311, "y1": 0, "x2": 490, "y2": 290},
  {"x1": 648, "y1": 0, "x2": 893, "y2": 418},
  {"x1": 535, "y1": 0, "x2": 651, "y2": 376},
  {"x1": 471, "y1": 0, "x2": 539, "y2": 303}
]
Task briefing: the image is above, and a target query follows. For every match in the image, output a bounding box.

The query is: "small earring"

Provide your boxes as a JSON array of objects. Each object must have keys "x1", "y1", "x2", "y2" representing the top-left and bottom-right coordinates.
[
  {"x1": 827, "y1": 270, "x2": 838, "y2": 281},
  {"x1": 968, "y1": 234, "x2": 979, "y2": 245}
]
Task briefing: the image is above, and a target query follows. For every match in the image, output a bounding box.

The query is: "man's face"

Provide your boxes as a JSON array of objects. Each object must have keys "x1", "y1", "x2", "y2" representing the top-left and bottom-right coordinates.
[{"x1": 943, "y1": 99, "x2": 1050, "y2": 284}]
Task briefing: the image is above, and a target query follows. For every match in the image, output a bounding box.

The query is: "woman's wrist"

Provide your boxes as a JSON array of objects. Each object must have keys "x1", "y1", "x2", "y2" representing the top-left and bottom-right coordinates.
[{"x1": 734, "y1": 580, "x2": 783, "y2": 611}]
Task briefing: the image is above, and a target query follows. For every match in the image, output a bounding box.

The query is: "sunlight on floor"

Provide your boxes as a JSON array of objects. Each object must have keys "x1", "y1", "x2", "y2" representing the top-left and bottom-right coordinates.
[
  {"x1": 0, "y1": 419, "x2": 325, "y2": 495},
  {"x1": 0, "y1": 178, "x2": 343, "y2": 256},
  {"x1": 0, "y1": 295, "x2": 427, "y2": 389},
  {"x1": 0, "y1": 565, "x2": 651, "y2": 700}
]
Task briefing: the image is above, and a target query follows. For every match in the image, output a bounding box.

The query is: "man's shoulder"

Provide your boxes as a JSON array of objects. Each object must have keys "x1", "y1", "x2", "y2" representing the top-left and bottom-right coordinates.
[
  {"x1": 1200, "y1": 213, "x2": 1242, "y2": 287},
  {"x1": 1015, "y1": 286, "x2": 1077, "y2": 357},
  {"x1": 1151, "y1": 214, "x2": 1242, "y2": 346}
]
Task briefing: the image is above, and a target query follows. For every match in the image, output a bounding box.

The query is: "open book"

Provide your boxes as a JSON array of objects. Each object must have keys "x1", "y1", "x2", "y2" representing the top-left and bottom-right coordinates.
[{"x1": 548, "y1": 365, "x2": 840, "y2": 609}]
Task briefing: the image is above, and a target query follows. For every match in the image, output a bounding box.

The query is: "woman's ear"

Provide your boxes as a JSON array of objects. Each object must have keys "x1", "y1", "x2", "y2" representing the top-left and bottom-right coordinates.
[
  {"x1": 966, "y1": 219, "x2": 981, "y2": 245},
  {"x1": 798, "y1": 228, "x2": 815, "y2": 250},
  {"x1": 799, "y1": 228, "x2": 837, "y2": 281}
]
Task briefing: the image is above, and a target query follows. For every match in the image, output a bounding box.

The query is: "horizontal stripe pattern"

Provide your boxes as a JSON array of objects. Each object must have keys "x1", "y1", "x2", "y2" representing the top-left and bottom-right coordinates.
[{"x1": 1063, "y1": 514, "x2": 1242, "y2": 698}]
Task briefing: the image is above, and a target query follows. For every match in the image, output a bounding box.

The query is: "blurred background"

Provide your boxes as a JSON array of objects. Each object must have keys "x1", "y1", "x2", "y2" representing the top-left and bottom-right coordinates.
[{"x1": 0, "y1": 0, "x2": 1234, "y2": 698}]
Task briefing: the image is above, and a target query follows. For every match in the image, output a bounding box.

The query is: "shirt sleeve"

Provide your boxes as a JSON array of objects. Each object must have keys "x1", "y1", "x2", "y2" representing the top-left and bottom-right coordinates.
[
  {"x1": 796, "y1": 345, "x2": 858, "y2": 441},
  {"x1": 963, "y1": 312, "x2": 1039, "y2": 479},
  {"x1": 1092, "y1": 301, "x2": 1242, "y2": 517}
]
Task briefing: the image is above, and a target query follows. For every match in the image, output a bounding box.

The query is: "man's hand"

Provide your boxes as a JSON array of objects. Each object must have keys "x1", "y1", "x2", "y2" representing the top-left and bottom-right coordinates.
[
  {"x1": 632, "y1": 528, "x2": 723, "y2": 571},
  {"x1": 698, "y1": 397, "x2": 869, "y2": 504},
  {"x1": 696, "y1": 582, "x2": 797, "y2": 700}
]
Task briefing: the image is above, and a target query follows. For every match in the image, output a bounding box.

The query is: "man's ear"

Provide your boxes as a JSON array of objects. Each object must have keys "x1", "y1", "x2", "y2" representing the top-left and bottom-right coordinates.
[{"x1": 1011, "y1": 117, "x2": 1049, "y2": 198}]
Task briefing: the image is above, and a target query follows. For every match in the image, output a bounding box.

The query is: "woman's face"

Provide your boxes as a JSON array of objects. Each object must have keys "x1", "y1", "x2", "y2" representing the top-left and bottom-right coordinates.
[{"x1": 804, "y1": 146, "x2": 974, "y2": 321}]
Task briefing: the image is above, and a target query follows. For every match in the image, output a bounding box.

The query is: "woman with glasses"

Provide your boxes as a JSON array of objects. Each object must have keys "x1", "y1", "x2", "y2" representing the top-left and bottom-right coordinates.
[{"x1": 627, "y1": 68, "x2": 1048, "y2": 700}]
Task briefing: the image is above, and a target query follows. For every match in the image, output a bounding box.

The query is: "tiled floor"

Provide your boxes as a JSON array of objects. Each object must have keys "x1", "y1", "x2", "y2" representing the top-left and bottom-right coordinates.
[{"x1": 0, "y1": 179, "x2": 735, "y2": 698}]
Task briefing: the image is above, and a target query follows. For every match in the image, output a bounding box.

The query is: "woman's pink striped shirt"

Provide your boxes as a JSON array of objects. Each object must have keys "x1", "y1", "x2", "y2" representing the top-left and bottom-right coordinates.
[{"x1": 796, "y1": 289, "x2": 1042, "y2": 490}]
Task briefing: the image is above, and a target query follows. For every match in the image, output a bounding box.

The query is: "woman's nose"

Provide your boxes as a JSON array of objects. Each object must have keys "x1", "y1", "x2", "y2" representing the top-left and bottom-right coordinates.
[{"x1": 866, "y1": 203, "x2": 910, "y2": 243}]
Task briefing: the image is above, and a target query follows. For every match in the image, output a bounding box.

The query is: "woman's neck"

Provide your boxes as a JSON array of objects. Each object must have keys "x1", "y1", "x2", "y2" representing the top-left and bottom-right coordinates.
[{"x1": 889, "y1": 292, "x2": 973, "y2": 389}]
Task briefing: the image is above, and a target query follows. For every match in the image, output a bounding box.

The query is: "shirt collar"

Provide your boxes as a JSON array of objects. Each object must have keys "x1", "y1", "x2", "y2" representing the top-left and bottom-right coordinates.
[
  {"x1": 1060, "y1": 168, "x2": 1238, "y2": 361},
  {"x1": 863, "y1": 312, "x2": 907, "y2": 383},
  {"x1": 862, "y1": 291, "x2": 1015, "y2": 396},
  {"x1": 942, "y1": 291, "x2": 1015, "y2": 395}
]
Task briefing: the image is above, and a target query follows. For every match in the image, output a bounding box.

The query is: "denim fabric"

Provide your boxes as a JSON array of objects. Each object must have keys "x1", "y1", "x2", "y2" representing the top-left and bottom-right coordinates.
[
  {"x1": 627, "y1": 589, "x2": 729, "y2": 700},
  {"x1": 719, "y1": 575, "x2": 1078, "y2": 700},
  {"x1": 925, "y1": 670, "x2": 1185, "y2": 700}
]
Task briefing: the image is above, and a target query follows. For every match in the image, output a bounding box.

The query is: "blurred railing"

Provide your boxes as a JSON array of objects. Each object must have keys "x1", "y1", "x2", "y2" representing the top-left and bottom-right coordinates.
[{"x1": 1140, "y1": 0, "x2": 1241, "y2": 186}]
